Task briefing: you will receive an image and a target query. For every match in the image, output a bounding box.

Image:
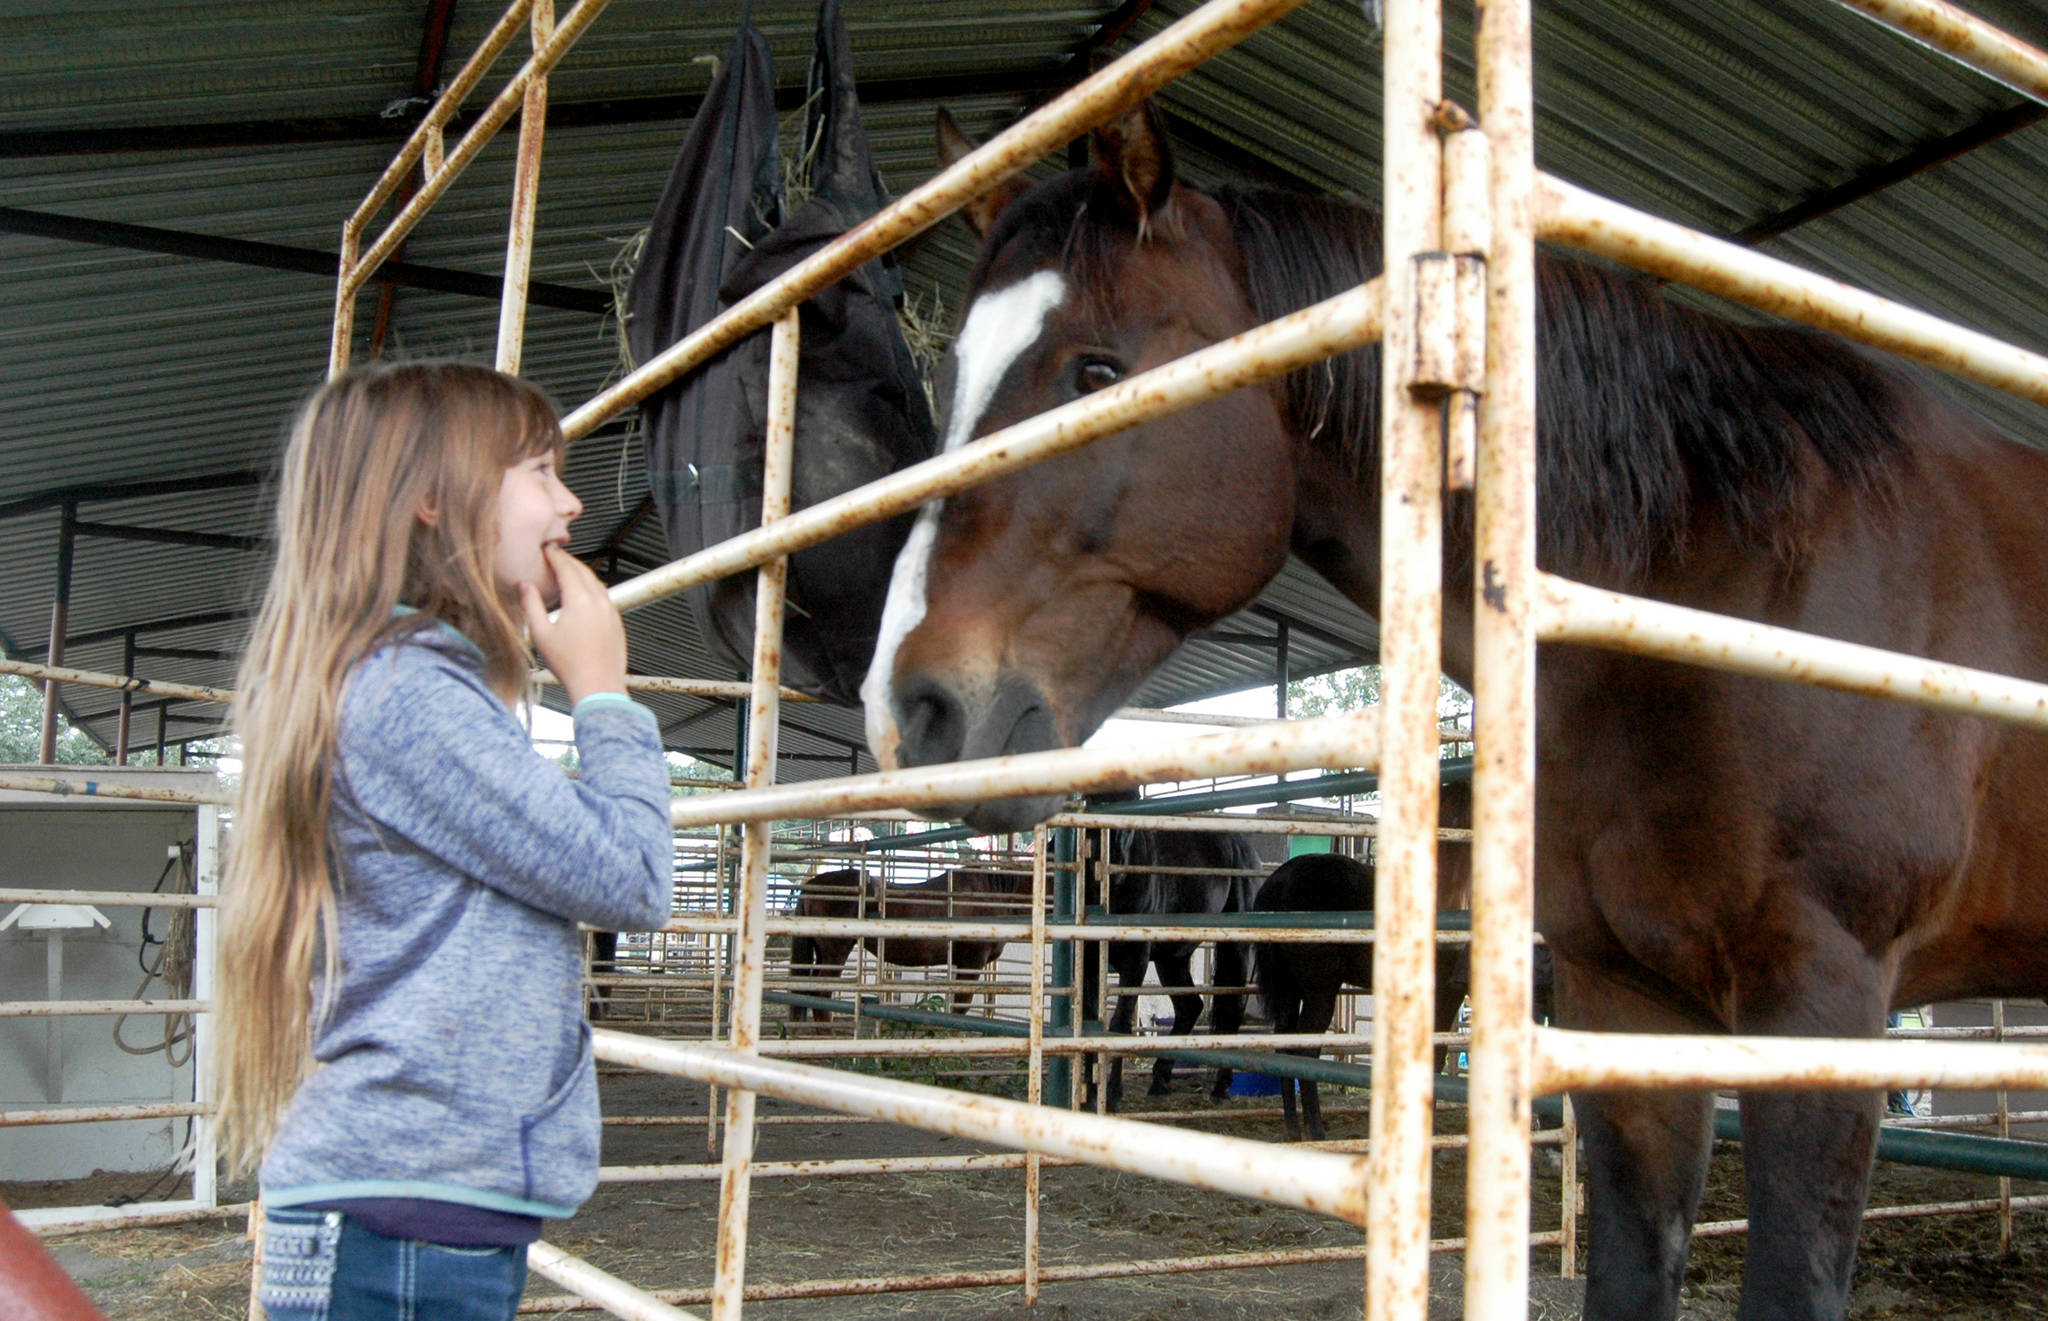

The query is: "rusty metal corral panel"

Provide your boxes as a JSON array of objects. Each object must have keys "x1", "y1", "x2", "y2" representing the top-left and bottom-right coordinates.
[{"x1": 6, "y1": 0, "x2": 2048, "y2": 779}]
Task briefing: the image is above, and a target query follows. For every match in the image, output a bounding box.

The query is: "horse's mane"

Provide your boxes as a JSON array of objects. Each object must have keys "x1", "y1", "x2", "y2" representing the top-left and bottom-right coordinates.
[
  {"x1": 1219, "y1": 185, "x2": 1920, "y2": 581},
  {"x1": 1000, "y1": 172, "x2": 1919, "y2": 583}
]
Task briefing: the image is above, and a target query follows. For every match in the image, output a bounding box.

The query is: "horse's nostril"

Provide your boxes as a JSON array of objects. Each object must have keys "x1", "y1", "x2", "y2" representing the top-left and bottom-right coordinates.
[{"x1": 897, "y1": 678, "x2": 965, "y2": 768}]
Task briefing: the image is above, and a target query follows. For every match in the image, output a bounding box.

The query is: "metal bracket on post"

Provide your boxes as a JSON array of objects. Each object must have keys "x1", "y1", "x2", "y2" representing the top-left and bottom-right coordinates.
[{"x1": 1430, "y1": 101, "x2": 1492, "y2": 491}]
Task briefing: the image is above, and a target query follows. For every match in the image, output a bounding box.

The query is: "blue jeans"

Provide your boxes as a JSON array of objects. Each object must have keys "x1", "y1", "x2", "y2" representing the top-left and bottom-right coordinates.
[{"x1": 260, "y1": 1208, "x2": 528, "y2": 1321}]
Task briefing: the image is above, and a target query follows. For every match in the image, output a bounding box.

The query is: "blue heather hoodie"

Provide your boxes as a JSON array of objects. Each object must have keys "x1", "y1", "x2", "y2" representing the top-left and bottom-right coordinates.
[{"x1": 260, "y1": 622, "x2": 672, "y2": 1219}]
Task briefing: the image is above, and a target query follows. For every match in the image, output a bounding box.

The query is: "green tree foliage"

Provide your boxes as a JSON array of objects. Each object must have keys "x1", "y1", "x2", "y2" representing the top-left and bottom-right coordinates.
[
  {"x1": 0, "y1": 675, "x2": 112, "y2": 765},
  {"x1": 1285, "y1": 665, "x2": 1473, "y2": 758},
  {"x1": 1286, "y1": 666, "x2": 1383, "y2": 717}
]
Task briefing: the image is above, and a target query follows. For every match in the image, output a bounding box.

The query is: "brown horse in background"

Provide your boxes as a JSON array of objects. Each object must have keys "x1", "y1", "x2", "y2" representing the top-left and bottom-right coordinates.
[
  {"x1": 787, "y1": 866, "x2": 1031, "y2": 1019},
  {"x1": 861, "y1": 103, "x2": 2048, "y2": 1321}
]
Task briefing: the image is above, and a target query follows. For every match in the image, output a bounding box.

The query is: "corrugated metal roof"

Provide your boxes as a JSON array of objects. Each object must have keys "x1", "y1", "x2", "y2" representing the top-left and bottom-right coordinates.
[{"x1": 4, "y1": 0, "x2": 2046, "y2": 780}]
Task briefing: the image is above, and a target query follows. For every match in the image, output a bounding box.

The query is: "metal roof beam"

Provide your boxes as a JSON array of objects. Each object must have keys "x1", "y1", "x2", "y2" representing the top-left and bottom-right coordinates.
[
  {"x1": 39, "y1": 609, "x2": 252, "y2": 657},
  {"x1": 595, "y1": 495, "x2": 657, "y2": 556},
  {"x1": 1729, "y1": 99, "x2": 2048, "y2": 246},
  {"x1": 0, "y1": 471, "x2": 267, "y2": 524},
  {"x1": 73, "y1": 519, "x2": 273, "y2": 553},
  {"x1": 131, "y1": 646, "x2": 237, "y2": 663},
  {"x1": 0, "y1": 70, "x2": 1065, "y2": 160},
  {"x1": 1249, "y1": 604, "x2": 1369, "y2": 657},
  {"x1": 0, "y1": 206, "x2": 610, "y2": 315}
]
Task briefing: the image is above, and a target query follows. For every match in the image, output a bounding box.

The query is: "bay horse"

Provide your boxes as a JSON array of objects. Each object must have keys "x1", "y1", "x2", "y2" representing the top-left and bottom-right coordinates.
[
  {"x1": 786, "y1": 866, "x2": 1030, "y2": 1019},
  {"x1": 1077, "y1": 825, "x2": 1259, "y2": 1109},
  {"x1": 861, "y1": 103, "x2": 2048, "y2": 1321}
]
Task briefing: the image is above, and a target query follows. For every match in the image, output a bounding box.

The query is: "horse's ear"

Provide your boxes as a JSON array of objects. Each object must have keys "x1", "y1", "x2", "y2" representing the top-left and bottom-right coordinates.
[
  {"x1": 1091, "y1": 101, "x2": 1176, "y2": 234},
  {"x1": 937, "y1": 107, "x2": 1030, "y2": 238}
]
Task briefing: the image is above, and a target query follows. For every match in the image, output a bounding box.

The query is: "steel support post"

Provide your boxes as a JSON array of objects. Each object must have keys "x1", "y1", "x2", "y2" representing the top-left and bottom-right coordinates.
[
  {"x1": 1026, "y1": 825, "x2": 1049, "y2": 1305},
  {"x1": 116, "y1": 632, "x2": 135, "y2": 764},
  {"x1": 1466, "y1": 0, "x2": 1542, "y2": 1313},
  {"x1": 1047, "y1": 827, "x2": 1077, "y2": 1108},
  {"x1": 38, "y1": 503, "x2": 76, "y2": 765},
  {"x1": 191, "y1": 804, "x2": 221, "y2": 1210},
  {"x1": 711, "y1": 309, "x2": 799, "y2": 1321},
  {"x1": 495, "y1": 0, "x2": 552, "y2": 373},
  {"x1": 1371, "y1": 2, "x2": 1446, "y2": 1318}
]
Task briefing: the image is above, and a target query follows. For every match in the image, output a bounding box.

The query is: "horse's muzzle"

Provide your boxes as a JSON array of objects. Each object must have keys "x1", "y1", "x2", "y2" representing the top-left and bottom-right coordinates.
[{"x1": 888, "y1": 670, "x2": 1068, "y2": 832}]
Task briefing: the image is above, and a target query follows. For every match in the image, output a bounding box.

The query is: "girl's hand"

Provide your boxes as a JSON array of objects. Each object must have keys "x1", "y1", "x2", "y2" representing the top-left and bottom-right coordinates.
[{"x1": 522, "y1": 546, "x2": 629, "y2": 705}]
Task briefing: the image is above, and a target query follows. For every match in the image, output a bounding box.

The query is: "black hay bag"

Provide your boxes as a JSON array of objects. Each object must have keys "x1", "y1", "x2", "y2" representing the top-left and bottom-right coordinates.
[{"x1": 628, "y1": 0, "x2": 937, "y2": 706}]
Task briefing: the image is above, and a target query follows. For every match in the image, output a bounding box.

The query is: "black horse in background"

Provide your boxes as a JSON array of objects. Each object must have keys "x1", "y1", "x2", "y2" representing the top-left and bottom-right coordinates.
[
  {"x1": 1253, "y1": 844, "x2": 1558, "y2": 1142},
  {"x1": 1252, "y1": 851, "x2": 1377, "y2": 1142},
  {"x1": 1078, "y1": 826, "x2": 1260, "y2": 1109}
]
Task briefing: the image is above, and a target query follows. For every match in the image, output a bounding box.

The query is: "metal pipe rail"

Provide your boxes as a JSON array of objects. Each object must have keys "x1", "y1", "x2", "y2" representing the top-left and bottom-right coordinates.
[
  {"x1": 600, "y1": 1151, "x2": 1070, "y2": 1184},
  {"x1": 333, "y1": 0, "x2": 619, "y2": 373},
  {"x1": 526, "y1": 1242, "x2": 705, "y2": 1321},
  {"x1": 23, "y1": 1201, "x2": 252, "y2": 1238},
  {"x1": 597, "y1": 1124, "x2": 1570, "y2": 1184},
  {"x1": 1828, "y1": 0, "x2": 2048, "y2": 104},
  {"x1": 0, "y1": 656, "x2": 231, "y2": 705},
  {"x1": 0, "y1": 888, "x2": 214, "y2": 908},
  {"x1": 0, "y1": 999, "x2": 207, "y2": 1018},
  {"x1": 1538, "y1": 574, "x2": 2048, "y2": 733},
  {"x1": 659, "y1": 913, "x2": 1455, "y2": 944},
  {"x1": 0, "y1": 773, "x2": 228, "y2": 805},
  {"x1": 1533, "y1": 173, "x2": 2048, "y2": 407},
  {"x1": 1697, "y1": 1193, "x2": 2048, "y2": 1239},
  {"x1": 598, "y1": 1105, "x2": 1572, "y2": 1179},
  {"x1": 1057, "y1": 812, "x2": 1456, "y2": 838},
  {"x1": 739, "y1": 1035, "x2": 1423, "y2": 1062},
  {"x1": 1539, "y1": 1026, "x2": 2048, "y2": 1094},
  {"x1": 596, "y1": 1101, "x2": 1381, "y2": 1129},
  {"x1": 828, "y1": 762, "x2": 1473, "y2": 855},
  {"x1": 519, "y1": 1233, "x2": 1571, "y2": 1315},
  {"x1": 591, "y1": 1028, "x2": 1371, "y2": 1225},
  {"x1": 664, "y1": 706, "x2": 1382, "y2": 831},
  {"x1": 532, "y1": 670, "x2": 818, "y2": 703},
  {"x1": 0, "y1": 1101, "x2": 210, "y2": 1127}
]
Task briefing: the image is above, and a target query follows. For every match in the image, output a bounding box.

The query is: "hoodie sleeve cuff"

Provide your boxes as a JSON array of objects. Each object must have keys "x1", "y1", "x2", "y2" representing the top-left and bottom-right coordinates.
[{"x1": 571, "y1": 693, "x2": 654, "y2": 723}]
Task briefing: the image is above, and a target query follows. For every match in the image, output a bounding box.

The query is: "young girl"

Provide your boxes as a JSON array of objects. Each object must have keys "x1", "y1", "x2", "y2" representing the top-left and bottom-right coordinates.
[{"x1": 215, "y1": 361, "x2": 675, "y2": 1320}]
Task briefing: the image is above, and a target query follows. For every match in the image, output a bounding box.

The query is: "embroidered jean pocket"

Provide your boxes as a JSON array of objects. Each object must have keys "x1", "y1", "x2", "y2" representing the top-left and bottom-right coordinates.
[{"x1": 258, "y1": 1209, "x2": 342, "y2": 1319}]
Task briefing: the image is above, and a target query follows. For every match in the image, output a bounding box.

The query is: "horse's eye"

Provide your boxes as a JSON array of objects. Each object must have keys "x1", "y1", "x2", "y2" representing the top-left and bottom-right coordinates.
[{"x1": 1074, "y1": 356, "x2": 1124, "y2": 394}]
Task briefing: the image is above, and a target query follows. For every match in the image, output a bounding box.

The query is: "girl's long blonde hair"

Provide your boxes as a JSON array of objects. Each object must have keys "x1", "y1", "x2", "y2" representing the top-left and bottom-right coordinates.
[{"x1": 215, "y1": 361, "x2": 564, "y2": 1178}]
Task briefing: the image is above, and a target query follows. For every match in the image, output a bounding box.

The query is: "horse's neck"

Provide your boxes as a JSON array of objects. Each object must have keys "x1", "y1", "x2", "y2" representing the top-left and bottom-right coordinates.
[{"x1": 1289, "y1": 436, "x2": 1479, "y2": 686}]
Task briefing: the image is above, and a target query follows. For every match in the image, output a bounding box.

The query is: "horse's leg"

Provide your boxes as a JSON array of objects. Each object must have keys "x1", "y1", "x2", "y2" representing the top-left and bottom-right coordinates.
[
  {"x1": 588, "y1": 930, "x2": 617, "y2": 1021},
  {"x1": 953, "y1": 963, "x2": 981, "y2": 1018},
  {"x1": 1206, "y1": 941, "x2": 1248, "y2": 1100},
  {"x1": 803, "y1": 939, "x2": 852, "y2": 1021},
  {"x1": 1105, "y1": 970, "x2": 1141, "y2": 1111},
  {"x1": 1732, "y1": 944, "x2": 1890, "y2": 1321},
  {"x1": 1271, "y1": 991, "x2": 1304, "y2": 1142},
  {"x1": 1563, "y1": 962, "x2": 1715, "y2": 1321},
  {"x1": 1434, "y1": 941, "x2": 1471, "y2": 1075},
  {"x1": 1103, "y1": 946, "x2": 1148, "y2": 1111},
  {"x1": 1295, "y1": 985, "x2": 1340, "y2": 1143},
  {"x1": 1151, "y1": 949, "x2": 1201, "y2": 1097}
]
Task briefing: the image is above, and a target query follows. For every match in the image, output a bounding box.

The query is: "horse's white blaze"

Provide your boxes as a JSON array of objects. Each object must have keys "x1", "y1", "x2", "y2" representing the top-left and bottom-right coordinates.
[{"x1": 862, "y1": 270, "x2": 1069, "y2": 767}]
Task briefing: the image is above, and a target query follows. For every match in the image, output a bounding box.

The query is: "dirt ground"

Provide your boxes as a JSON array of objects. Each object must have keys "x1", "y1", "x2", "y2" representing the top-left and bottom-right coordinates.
[{"x1": 13, "y1": 1060, "x2": 2044, "y2": 1320}]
